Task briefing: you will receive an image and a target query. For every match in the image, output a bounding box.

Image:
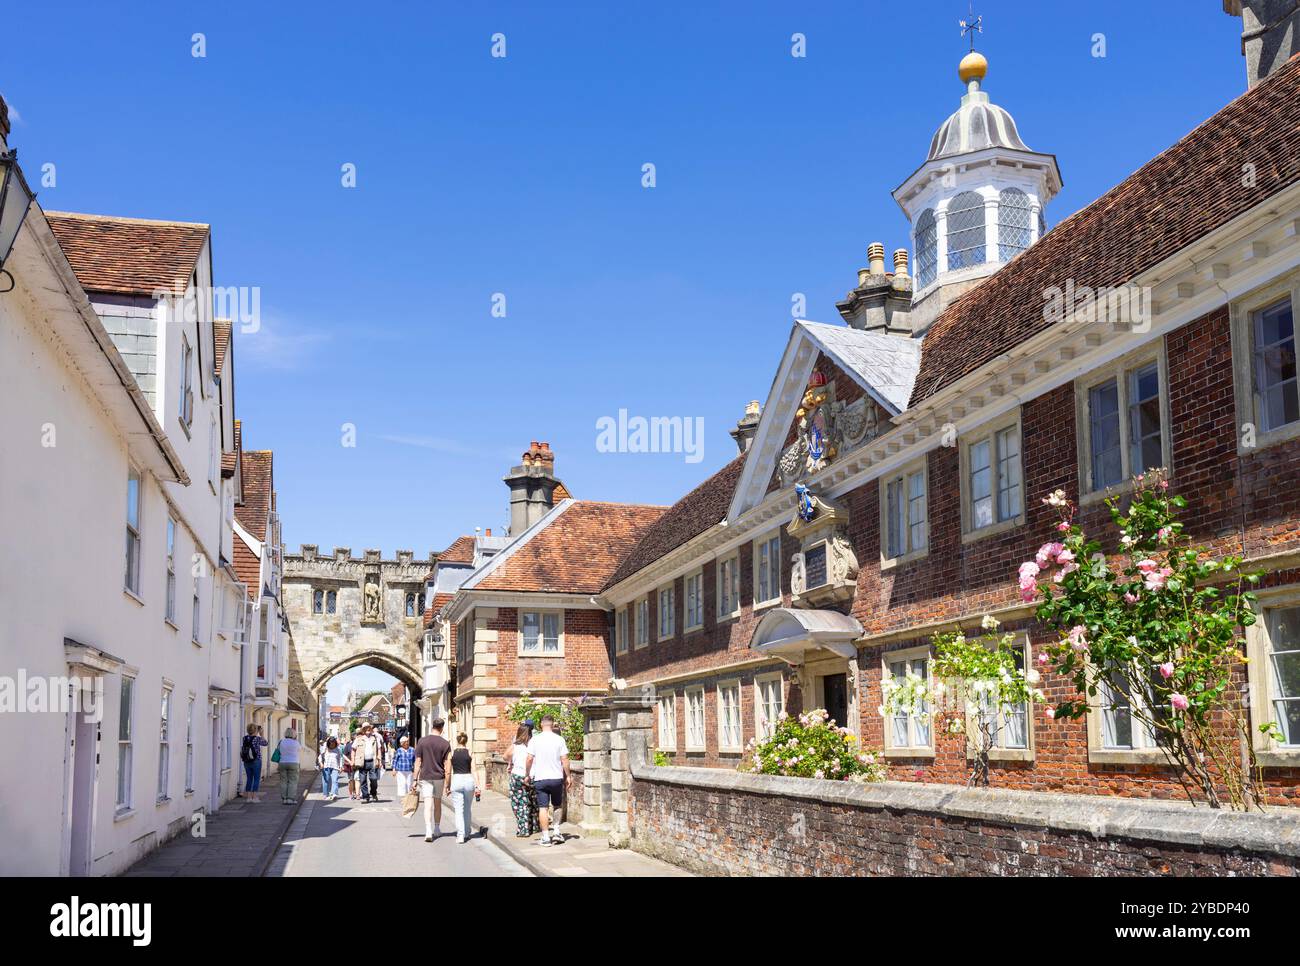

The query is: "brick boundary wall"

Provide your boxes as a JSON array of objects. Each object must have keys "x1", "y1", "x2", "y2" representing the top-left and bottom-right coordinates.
[{"x1": 623, "y1": 733, "x2": 1300, "y2": 877}]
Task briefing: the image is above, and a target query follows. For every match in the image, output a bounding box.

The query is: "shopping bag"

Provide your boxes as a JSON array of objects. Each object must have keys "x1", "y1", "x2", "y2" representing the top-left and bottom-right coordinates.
[{"x1": 401, "y1": 785, "x2": 420, "y2": 819}]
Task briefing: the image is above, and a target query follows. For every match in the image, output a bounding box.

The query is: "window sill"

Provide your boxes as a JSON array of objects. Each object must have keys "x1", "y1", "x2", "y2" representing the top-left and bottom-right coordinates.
[
  {"x1": 753, "y1": 597, "x2": 781, "y2": 613},
  {"x1": 961, "y1": 515, "x2": 1025, "y2": 546},
  {"x1": 517, "y1": 651, "x2": 565, "y2": 659},
  {"x1": 1255, "y1": 748, "x2": 1300, "y2": 769},
  {"x1": 156, "y1": 796, "x2": 171, "y2": 808},
  {"x1": 983, "y1": 747, "x2": 1034, "y2": 763},
  {"x1": 716, "y1": 611, "x2": 740, "y2": 624},
  {"x1": 114, "y1": 807, "x2": 136, "y2": 823},
  {"x1": 880, "y1": 548, "x2": 929, "y2": 572},
  {"x1": 683, "y1": 622, "x2": 705, "y2": 635},
  {"x1": 1238, "y1": 418, "x2": 1300, "y2": 456},
  {"x1": 164, "y1": 619, "x2": 178, "y2": 631},
  {"x1": 684, "y1": 746, "x2": 706, "y2": 754},
  {"x1": 176, "y1": 416, "x2": 192, "y2": 441},
  {"x1": 123, "y1": 587, "x2": 145, "y2": 606},
  {"x1": 718, "y1": 746, "x2": 743, "y2": 755},
  {"x1": 1088, "y1": 748, "x2": 1167, "y2": 766},
  {"x1": 883, "y1": 747, "x2": 935, "y2": 760}
]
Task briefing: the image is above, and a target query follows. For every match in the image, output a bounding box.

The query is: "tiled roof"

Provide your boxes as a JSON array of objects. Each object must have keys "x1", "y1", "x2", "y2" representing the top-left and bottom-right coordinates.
[
  {"x1": 605, "y1": 454, "x2": 747, "y2": 589},
  {"x1": 424, "y1": 591, "x2": 456, "y2": 627},
  {"x1": 473, "y1": 501, "x2": 668, "y2": 595},
  {"x1": 797, "y1": 321, "x2": 922, "y2": 413},
  {"x1": 553, "y1": 480, "x2": 572, "y2": 501},
  {"x1": 214, "y1": 318, "x2": 232, "y2": 377},
  {"x1": 438, "y1": 535, "x2": 476, "y2": 565},
  {"x1": 46, "y1": 211, "x2": 209, "y2": 296},
  {"x1": 910, "y1": 53, "x2": 1300, "y2": 407},
  {"x1": 232, "y1": 534, "x2": 261, "y2": 600},
  {"x1": 222, "y1": 419, "x2": 240, "y2": 478},
  {"x1": 235, "y1": 448, "x2": 273, "y2": 536}
]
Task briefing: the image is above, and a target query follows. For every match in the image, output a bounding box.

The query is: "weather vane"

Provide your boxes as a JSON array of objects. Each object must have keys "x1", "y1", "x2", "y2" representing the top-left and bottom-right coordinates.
[{"x1": 959, "y1": 4, "x2": 983, "y2": 52}]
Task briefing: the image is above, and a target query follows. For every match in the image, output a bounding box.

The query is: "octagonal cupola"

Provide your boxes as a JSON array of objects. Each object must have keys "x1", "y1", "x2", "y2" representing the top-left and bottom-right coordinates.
[{"x1": 893, "y1": 49, "x2": 1062, "y2": 334}]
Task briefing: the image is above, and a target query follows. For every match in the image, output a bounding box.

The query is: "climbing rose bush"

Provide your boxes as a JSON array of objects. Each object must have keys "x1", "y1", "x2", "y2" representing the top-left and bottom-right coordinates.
[
  {"x1": 1026, "y1": 473, "x2": 1266, "y2": 810},
  {"x1": 744, "y1": 709, "x2": 886, "y2": 783},
  {"x1": 505, "y1": 691, "x2": 585, "y2": 760}
]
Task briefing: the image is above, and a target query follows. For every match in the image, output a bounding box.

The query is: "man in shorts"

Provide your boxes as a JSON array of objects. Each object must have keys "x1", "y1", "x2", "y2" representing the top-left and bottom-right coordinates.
[
  {"x1": 413, "y1": 718, "x2": 452, "y2": 842},
  {"x1": 525, "y1": 714, "x2": 571, "y2": 846}
]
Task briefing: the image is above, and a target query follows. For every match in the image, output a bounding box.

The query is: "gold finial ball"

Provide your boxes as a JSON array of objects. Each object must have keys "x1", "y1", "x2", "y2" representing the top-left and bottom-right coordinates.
[{"x1": 959, "y1": 51, "x2": 988, "y2": 84}]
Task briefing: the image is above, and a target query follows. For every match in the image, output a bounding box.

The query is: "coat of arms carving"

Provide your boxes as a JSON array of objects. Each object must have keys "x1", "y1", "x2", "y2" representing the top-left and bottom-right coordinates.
[{"x1": 777, "y1": 370, "x2": 879, "y2": 487}]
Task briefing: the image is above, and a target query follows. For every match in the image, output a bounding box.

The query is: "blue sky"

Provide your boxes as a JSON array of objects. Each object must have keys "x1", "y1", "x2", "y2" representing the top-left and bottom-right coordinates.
[{"x1": 8, "y1": 0, "x2": 1246, "y2": 567}]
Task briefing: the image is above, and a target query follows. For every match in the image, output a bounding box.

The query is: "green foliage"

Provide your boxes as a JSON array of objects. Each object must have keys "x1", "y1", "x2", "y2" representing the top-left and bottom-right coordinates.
[
  {"x1": 1027, "y1": 475, "x2": 1263, "y2": 809},
  {"x1": 744, "y1": 708, "x2": 886, "y2": 783},
  {"x1": 652, "y1": 751, "x2": 671, "y2": 767},
  {"x1": 504, "y1": 692, "x2": 585, "y2": 759}
]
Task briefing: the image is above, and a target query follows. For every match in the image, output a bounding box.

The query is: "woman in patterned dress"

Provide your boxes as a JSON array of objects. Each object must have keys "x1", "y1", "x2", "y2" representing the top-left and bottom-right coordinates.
[{"x1": 508, "y1": 724, "x2": 539, "y2": 836}]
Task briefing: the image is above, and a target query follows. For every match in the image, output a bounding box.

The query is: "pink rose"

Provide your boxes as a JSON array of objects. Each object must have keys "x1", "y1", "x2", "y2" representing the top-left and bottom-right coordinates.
[
  {"x1": 1157, "y1": 527, "x2": 1172, "y2": 542},
  {"x1": 1170, "y1": 693, "x2": 1189, "y2": 712},
  {"x1": 1053, "y1": 562, "x2": 1080, "y2": 584},
  {"x1": 1143, "y1": 567, "x2": 1172, "y2": 592},
  {"x1": 1057, "y1": 521, "x2": 1070, "y2": 533},
  {"x1": 1159, "y1": 662, "x2": 1174, "y2": 680},
  {"x1": 1123, "y1": 592, "x2": 1138, "y2": 604},
  {"x1": 1036, "y1": 542, "x2": 1065, "y2": 567},
  {"x1": 1019, "y1": 581, "x2": 1038, "y2": 603},
  {"x1": 1136, "y1": 558, "x2": 1158, "y2": 574},
  {"x1": 1019, "y1": 561, "x2": 1041, "y2": 581},
  {"x1": 1067, "y1": 625, "x2": 1089, "y2": 652},
  {"x1": 1037, "y1": 652, "x2": 1049, "y2": 666}
]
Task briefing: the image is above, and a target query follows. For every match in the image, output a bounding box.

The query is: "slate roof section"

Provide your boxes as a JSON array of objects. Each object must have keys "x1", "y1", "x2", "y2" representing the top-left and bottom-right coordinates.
[
  {"x1": 796, "y1": 321, "x2": 922, "y2": 414},
  {"x1": 471, "y1": 501, "x2": 668, "y2": 595},
  {"x1": 604, "y1": 454, "x2": 747, "y2": 589},
  {"x1": 46, "y1": 211, "x2": 209, "y2": 296},
  {"x1": 910, "y1": 52, "x2": 1300, "y2": 407}
]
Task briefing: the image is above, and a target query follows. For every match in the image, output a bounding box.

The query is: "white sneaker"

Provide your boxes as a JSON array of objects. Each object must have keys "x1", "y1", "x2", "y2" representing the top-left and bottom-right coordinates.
[{"x1": 540, "y1": 833, "x2": 553, "y2": 846}]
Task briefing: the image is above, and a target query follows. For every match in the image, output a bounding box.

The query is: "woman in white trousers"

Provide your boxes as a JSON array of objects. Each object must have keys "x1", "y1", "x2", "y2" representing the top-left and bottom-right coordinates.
[{"x1": 445, "y1": 732, "x2": 477, "y2": 844}]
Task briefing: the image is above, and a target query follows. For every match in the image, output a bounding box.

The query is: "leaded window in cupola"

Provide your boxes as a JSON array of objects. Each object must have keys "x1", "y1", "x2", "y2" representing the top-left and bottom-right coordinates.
[
  {"x1": 946, "y1": 191, "x2": 986, "y2": 270},
  {"x1": 998, "y1": 188, "x2": 1033, "y2": 261}
]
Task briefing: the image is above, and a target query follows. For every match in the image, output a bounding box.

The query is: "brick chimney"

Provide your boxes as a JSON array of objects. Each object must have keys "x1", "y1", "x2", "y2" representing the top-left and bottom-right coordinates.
[
  {"x1": 729, "y1": 401, "x2": 762, "y2": 454},
  {"x1": 835, "y1": 240, "x2": 914, "y2": 335},
  {"x1": 504, "y1": 441, "x2": 560, "y2": 535},
  {"x1": 1224, "y1": 0, "x2": 1300, "y2": 88}
]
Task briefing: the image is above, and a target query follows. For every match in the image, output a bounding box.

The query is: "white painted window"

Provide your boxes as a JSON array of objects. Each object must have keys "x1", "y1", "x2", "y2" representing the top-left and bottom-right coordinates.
[
  {"x1": 1079, "y1": 354, "x2": 1167, "y2": 494},
  {"x1": 1099, "y1": 671, "x2": 1158, "y2": 751},
  {"x1": 256, "y1": 602, "x2": 270, "y2": 681},
  {"x1": 117, "y1": 676, "x2": 135, "y2": 809},
  {"x1": 165, "y1": 517, "x2": 177, "y2": 623},
  {"x1": 192, "y1": 580, "x2": 201, "y2": 644},
  {"x1": 755, "y1": 674, "x2": 784, "y2": 740},
  {"x1": 223, "y1": 703, "x2": 232, "y2": 771},
  {"x1": 520, "y1": 610, "x2": 562, "y2": 656},
  {"x1": 886, "y1": 649, "x2": 933, "y2": 752},
  {"x1": 615, "y1": 607, "x2": 629, "y2": 655},
  {"x1": 657, "y1": 692, "x2": 677, "y2": 751},
  {"x1": 1253, "y1": 297, "x2": 1298, "y2": 432},
  {"x1": 179, "y1": 336, "x2": 194, "y2": 427},
  {"x1": 125, "y1": 468, "x2": 142, "y2": 595},
  {"x1": 884, "y1": 463, "x2": 927, "y2": 561},
  {"x1": 754, "y1": 532, "x2": 782, "y2": 605},
  {"x1": 185, "y1": 697, "x2": 195, "y2": 793},
  {"x1": 717, "y1": 680, "x2": 742, "y2": 751},
  {"x1": 208, "y1": 414, "x2": 218, "y2": 488},
  {"x1": 158, "y1": 686, "x2": 172, "y2": 802},
  {"x1": 717, "y1": 554, "x2": 740, "y2": 620},
  {"x1": 975, "y1": 643, "x2": 1029, "y2": 751},
  {"x1": 1263, "y1": 605, "x2": 1300, "y2": 746},
  {"x1": 683, "y1": 571, "x2": 704, "y2": 630},
  {"x1": 635, "y1": 599, "x2": 649, "y2": 648},
  {"x1": 965, "y1": 419, "x2": 1022, "y2": 533},
  {"x1": 658, "y1": 585, "x2": 675, "y2": 640},
  {"x1": 684, "y1": 687, "x2": 706, "y2": 751}
]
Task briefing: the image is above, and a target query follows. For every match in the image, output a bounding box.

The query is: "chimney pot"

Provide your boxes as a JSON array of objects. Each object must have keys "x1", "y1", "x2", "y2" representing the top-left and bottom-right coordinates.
[
  {"x1": 868, "y1": 242, "x2": 886, "y2": 275},
  {"x1": 893, "y1": 248, "x2": 910, "y2": 276}
]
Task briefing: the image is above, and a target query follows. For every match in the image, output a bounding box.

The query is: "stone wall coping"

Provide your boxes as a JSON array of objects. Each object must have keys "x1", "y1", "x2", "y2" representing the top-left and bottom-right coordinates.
[
  {"x1": 486, "y1": 752, "x2": 584, "y2": 774},
  {"x1": 625, "y1": 733, "x2": 1300, "y2": 858}
]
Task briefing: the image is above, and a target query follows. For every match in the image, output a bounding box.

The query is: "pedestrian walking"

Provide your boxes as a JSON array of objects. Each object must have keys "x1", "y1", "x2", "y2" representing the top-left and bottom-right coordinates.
[
  {"x1": 392, "y1": 735, "x2": 415, "y2": 799},
  {"x1": 525, "y1": 714, "x2": 571, "y2": 846},
  {"x1": 353, "y1": 723, "x2": 382, "y2": 803},
  {"x1": 413, "y1": 718, "x2": 451, "y2": 842},
  {"x1": 276, "y1": 728, "x2": 302, "y2": 804},
  {"x1": 240, "y1": 724, "x2": 268, "y2": 802},
  {"x1": 343, "y1": 735, "x2": 357, "y2": 799},
  {"x1": 319, "y1": 736, "x2": 342, "y2": 801},
  {"x1": 508, "y1": 724, "x2": 538, "y2": 837},
  {"x1": 445, "y1": 732, "x2": 477, "y2": 844}
]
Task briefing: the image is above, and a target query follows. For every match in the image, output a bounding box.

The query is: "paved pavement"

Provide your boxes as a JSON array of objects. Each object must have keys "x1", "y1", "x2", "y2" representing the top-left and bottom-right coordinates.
[
  {"x1": 269, "y1": 784, "x2": 530, "y2": 877},
  {"x1": 473, "y1": 787, "x2": 692, "y2": 877},
  {"x1": 125, "y1": 768, "x2": 317, "y2": 877}
]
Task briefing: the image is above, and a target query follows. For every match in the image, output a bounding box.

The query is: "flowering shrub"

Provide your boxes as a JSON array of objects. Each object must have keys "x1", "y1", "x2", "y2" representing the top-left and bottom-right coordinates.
[
  {"x1": 504, "y1": 691, "x2": 585, "y2": 760},
  {"x1": 744, "y1": 709, "x2": 887, "y2": 783},
  {"x1": 878, "y1": 615, "x2": 1043, "y2": 787},
  {"x1": 1026, "y1": 475, "x2": 1265, "y2": 810}
]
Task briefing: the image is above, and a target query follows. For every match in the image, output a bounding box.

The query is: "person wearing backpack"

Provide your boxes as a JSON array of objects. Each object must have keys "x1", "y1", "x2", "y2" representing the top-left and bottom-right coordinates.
[{"x1": 241, "y1": 724, "x2": 268, "y2": 802}]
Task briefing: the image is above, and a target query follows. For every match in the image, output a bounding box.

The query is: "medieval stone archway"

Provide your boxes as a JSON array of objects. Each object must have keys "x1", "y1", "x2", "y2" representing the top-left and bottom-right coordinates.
[{"x1": 282, "y1": 546, "x2": 434, "y2": 753}]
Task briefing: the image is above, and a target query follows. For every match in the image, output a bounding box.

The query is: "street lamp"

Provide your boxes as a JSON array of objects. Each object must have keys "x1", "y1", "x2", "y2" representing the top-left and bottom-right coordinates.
[
  {"x1": 423, "y1": 628, "x2": 445, "y2": 662},
  {"x1": 0, "y1": 149, "x2": 37, "y2": 294}
]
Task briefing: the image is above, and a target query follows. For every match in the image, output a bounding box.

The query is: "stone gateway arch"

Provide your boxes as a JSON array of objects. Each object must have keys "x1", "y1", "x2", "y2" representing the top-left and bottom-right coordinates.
[{"x1": 283, "y1": 546, "x2": 438, "y2": 752}]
